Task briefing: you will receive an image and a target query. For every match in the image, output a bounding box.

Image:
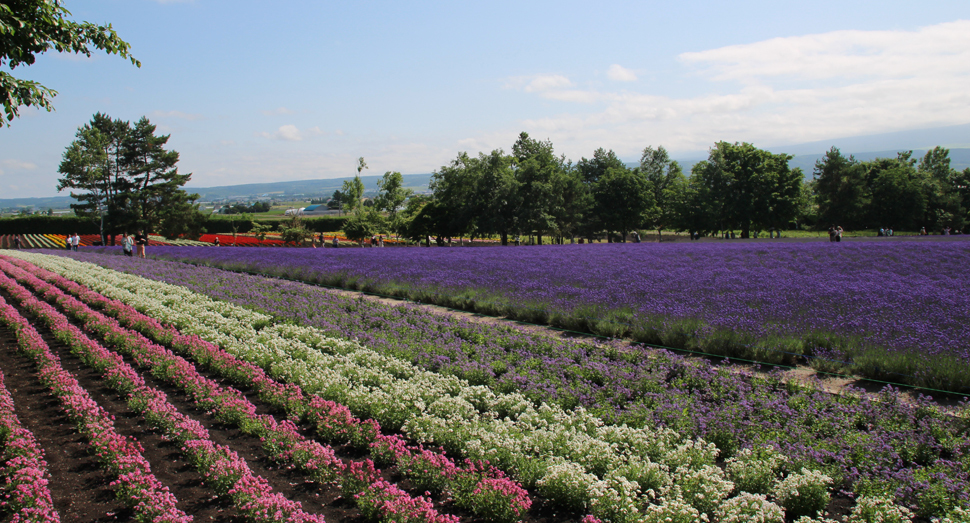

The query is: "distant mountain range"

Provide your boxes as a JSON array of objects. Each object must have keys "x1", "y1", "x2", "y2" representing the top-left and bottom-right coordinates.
[{"x1": 3, "y1": 123, "x2": 969, "y2": 210}]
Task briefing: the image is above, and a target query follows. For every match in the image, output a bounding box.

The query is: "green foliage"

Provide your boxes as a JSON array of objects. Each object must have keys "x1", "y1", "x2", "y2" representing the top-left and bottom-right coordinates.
[
  {"x1": 220, "y1": 201, "x2": 270, "y2": 214},
  {"x1": 278, "y1": 217, "x2": 312, "y2": 245},
  {"x1": 689, "y1": 141, "x2": 802, "y2": 237},
  {"x1": 0, "y1": 215, "x2": 100, "y2": 235},
  {"x1": 342, "y1": 209, "x2": 383, "y2": 242},
  {"x1": 56, "y1": 113, "x2": 201, "y2": 241},
  {"x1": 639, "y1": 146, "x2": 687, "y2": 238},
  {"x1": 0, "y1": 0, "x2": 139, "y2": 125}
]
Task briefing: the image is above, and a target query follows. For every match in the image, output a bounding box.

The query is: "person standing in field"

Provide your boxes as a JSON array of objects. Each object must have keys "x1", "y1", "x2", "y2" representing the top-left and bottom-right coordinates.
[
  {"x1": 13, "y1": 235, "x2": 20, "y2": 249},
  {"x1": 332, "y1": 236, "x2": 338, "y2": 248},
  {"x1": 135, "y1": 230, "x2": 147, "y2": 258},
  {"x1": 121, "y1": 231, "x2": 135, "y2": 258}
]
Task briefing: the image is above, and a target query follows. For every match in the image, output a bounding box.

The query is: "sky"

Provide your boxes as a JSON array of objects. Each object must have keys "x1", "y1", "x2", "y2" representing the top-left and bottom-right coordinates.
[{"x1": 2, "y1": 0, "x2": 970, "y2": 199}]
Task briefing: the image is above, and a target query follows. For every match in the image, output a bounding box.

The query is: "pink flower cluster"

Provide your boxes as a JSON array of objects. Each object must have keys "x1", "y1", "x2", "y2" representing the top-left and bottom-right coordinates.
[
  {"x1": 0, "y1": 289, "x2": 191, "y2": 523},
  {"x1": 0, "y1": 371, "x2": 60, "y2": 522},
  {"x1": 0, "y1": 264, "x2": 324, "y2": 523},
  {"x1": 1, "y1": 256, "x2": 534, "y2": 523}
]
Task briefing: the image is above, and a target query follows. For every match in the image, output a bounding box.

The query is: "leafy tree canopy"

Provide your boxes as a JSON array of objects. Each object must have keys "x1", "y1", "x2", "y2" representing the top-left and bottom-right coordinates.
[{"x1": 1, "y1": 0, "x2": 139, "y2": 125}]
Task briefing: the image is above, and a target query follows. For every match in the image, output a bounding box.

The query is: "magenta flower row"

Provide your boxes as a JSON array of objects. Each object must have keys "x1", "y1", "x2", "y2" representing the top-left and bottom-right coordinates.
[
  {"x1": 0, "y1": 258, "x2": 482, "y2": 523},
  {"x1": 1, "y1": 255, "x2": 532, "y2": 523},
  {"x1": 0, "y1": 266, "x2": 322, "y2": 523},
  {"x1": 0, "y1": 288, "x2": 192, "y2": 523},
  {"x1": 0, "y1": 369, "x2": 60, "y2": 522}
]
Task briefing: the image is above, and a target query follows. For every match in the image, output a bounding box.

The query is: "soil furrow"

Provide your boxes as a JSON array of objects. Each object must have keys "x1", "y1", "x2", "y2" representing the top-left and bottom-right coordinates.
[
  {"x1": 0, "y1": 287, "x2": 243, "y2": 522},
  {"x1": 0, "y1": 326, "x2": 132, "y2": 522},
  {"x1": 4, "y1": 281, "x2": 367, "y2": 523}
]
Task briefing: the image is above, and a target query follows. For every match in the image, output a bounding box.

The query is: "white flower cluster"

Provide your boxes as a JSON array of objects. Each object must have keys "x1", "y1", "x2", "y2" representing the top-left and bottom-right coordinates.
[
  {"x1": 669, "y1": 465, "x2": 734, "y2": 516},
  {"x1": 933, "y1": 506, "x2": 970, "y2": 523},
  {"x1": 641, "y1": 489, "x2": 708, "y2": 523},
  {"x1": 845, "y1": 495, "x2": 913, "y2": 523},
  {"x1": 771, "y1": 468, "x2": 833, "y2": 518},
  {"x1": 715, "y1": 492, "x2": 785, "y2": 523}
]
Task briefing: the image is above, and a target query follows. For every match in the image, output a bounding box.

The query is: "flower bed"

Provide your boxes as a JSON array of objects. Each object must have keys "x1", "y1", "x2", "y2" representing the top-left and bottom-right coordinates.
[
  {"x1": 0, "y1": 258, "x2": 494, "y2": 523},
  {"x1": 118, "y1": 241, "x2": 970, "y2": 393},
  {"x1": 8, "y1": 252, "x2": 962, "y2": 520},
  {"x1": 0, "y1": 267, "x2": 332, "y2": 523},
  {"x1": 0, "y1": 288, "x2": 191, "y2": 522},
  {"x1": 3, "y1": 256, "x2": 530, "y2": 523},
  {"x1": 0, "y1": 369, "x2": 60, "y2": 522},
  {"x1": 32, "y1": 249, "x2": 970, "y2": 518}
]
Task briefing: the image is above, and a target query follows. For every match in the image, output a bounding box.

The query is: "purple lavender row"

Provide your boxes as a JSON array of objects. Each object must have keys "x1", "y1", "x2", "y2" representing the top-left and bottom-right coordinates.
[
  {"x1": 111, "y1": 240, "x2": 970, "y2": 379},
  {"x1": 46, "y1": 248, "x2": 970, "y2": 517}
]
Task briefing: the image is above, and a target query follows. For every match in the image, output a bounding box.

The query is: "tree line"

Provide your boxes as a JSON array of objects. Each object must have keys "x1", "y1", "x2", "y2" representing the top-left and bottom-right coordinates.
[{"x1": 351, "y1": 133, "x2": 968, "y2": 245}]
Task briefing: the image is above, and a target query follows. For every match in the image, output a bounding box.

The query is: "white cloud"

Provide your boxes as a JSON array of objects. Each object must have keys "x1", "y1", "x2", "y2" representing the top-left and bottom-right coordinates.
[
  {"x1": 679, "y1": 20, "x2": 970, "y2": 84},
  {"x1": 2, "y1": 160, "x2": 38, "y2": 170},
  {"x1": 504, "y1": 20, "x2": 970, "y2": 156},
  {"x1": 276, "y1": 124, "x2": 303, "y2": 141},
  {"x1": 151, "y1": 110, "x2": 204, "y2": 121},
  {"x1": 607, "y1": 64, "x2": 637, "y2": 82},
  {"x1": 505, "y1": 74, "x2": 574, "y2": 93},
  {"x1": 261, "y1": 106, "x2": 295, "y2": 116},
  {"x1": 259, "y1": 124, "x2": 330, "y2": 142}
]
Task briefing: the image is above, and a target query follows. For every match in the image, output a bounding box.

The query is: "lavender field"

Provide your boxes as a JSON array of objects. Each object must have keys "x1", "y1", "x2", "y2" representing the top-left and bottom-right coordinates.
[
  {"x1": 41, "y1": 249, "x2": 970, "y2": 517},
  {"x1": 112, "y1": 239, "x2": 970, "y2": 393}
]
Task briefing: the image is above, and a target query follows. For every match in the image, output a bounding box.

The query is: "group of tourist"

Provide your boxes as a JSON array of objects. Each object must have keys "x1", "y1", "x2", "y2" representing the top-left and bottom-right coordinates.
[
  {"x1": 119, "y1": 230, "x2": 147, "y2": 258},
  {"x1": 828, "y1": 225, "x2": 844, "y2": 242},
  {"x1": 65, "y1": 233, "x2": 81, "y2": 251},
  {"x1": 878, "y1": 227, "x2": 894, "y2": 237}
]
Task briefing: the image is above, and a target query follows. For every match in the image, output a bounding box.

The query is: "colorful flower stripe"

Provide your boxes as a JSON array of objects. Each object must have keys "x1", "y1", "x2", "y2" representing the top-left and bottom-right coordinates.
[
  {"x1": 199, "y1": 234, "x2": 285, "y2": 246},
  {"x1": 3, "y1": 256, "x2": 527, "y2": 523},
  {"x1": 0, "y1": 252, "x2": 715, "y2": 516},
  {"x1": 0, "y1": 267, "x2": 330, "y2": 523},
  {"x1": 0, "y1": 288, "x2": 191, "y2": 523},
  {"x1": 0, "y1": 370, "x2": 61, "y2": 522}
]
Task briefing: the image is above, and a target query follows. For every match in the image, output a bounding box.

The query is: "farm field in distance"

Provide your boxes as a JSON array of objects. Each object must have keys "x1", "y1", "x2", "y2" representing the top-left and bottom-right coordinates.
[{"x1": 0, "y1": 242, "x2": 966, "y2": 522}]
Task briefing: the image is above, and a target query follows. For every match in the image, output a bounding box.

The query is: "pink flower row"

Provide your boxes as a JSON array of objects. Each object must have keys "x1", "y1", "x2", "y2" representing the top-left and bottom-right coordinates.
[
  {"x1": 3, "y1": 255, "x2": 533, "y2": 523},
  {"x1": 0, "y1": 266, "x2": 322, "y2": 523},
  {"x1": 0, "y1": 290, "x2": 192, "y2": 523},
  {"x1": 3, "y1": 258, "x2": 478, "y2": 523},
  {"x1": 1, "y1": 257, "x2": 466, "y2": 523},
  {"x1": 0, "y1": 370, "x2": 60, "y2": 522}
]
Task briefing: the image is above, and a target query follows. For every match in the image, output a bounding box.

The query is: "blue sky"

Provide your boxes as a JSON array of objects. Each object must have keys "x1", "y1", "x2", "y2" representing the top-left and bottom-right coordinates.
[{"x1": 2, "y1": 0, "x2": 970, "y2": 198}]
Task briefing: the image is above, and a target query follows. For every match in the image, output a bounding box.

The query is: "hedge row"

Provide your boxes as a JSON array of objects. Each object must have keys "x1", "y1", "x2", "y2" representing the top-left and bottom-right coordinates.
[{"x1": 0, "y1": 216, "x2": 350, "y2": 236}]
